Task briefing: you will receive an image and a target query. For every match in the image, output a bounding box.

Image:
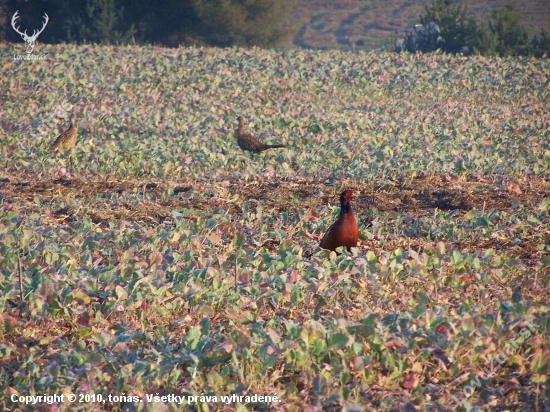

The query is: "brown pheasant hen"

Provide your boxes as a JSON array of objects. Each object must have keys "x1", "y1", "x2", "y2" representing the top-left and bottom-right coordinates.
[{"x1": 50, "y1": 113, "x2": 78, "y2": 152}]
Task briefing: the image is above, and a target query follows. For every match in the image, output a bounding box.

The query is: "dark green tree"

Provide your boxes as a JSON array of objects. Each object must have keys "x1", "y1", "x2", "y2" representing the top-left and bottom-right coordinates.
[
  {"x1": 532, "y1": 30, "x2": 550, "y2": 58},
  {"x1": 423, "y1": 0, "x2": 478, "y2": 54},
  {"x1": 78, "y1": 0, "x2": 135, "y2": 44},
  {"x1": 1, "y1": 0, "x2": 87, "y2": 44},
  {"x1": 476, "y1": 1, "x2": 532, "y2": 56},
  {"x1": 0, "y1": 0, "x2": 138, "y2": 44},
  {"x1": 396, "y1": 0, "x2": 547, "y2": 58},
  {"x1": 119, "y1": 0, "x2": 200, "y2": 46},
  {"x1": 1, "y1": 0, "x2": 295, "y2": 47},
  {"x1": 400, "y1": 0, "x2": 478, "y2": 54}
]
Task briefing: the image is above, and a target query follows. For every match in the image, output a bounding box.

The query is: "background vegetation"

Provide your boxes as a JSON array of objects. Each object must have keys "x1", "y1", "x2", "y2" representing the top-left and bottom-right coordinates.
[
  {"x1": 0, "y1": 0, "x2": 297, "y2": 47},
  {"x1": 1, "y1": 0, "x2": 549, "y2": 56},
  {"x1": 398, "y1": 0, "x2": 550, "y2": 58},
  {"x1": 291, "y1": 0, "x2": 550, "y2": 53}
]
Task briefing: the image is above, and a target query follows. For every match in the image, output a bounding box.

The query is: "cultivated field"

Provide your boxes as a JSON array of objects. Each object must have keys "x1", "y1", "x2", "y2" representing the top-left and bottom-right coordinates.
[{"x1": 1, "y1": 43, "x2": 549, "y2": 411}]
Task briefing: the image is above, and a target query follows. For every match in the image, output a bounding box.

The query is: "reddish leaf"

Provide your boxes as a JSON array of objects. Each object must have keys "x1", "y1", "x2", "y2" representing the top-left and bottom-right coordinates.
[
  {"x1": 2, "y1": 314, "x2": 17, "y2": 327},
  {"x1": 236, "y1": 328, "x2": 251, "y2": 348},
  {"x1": 147, "y1": 251, "x2": 163, "y2": 266},
  {"x1": 325, "y1": 288, "x2": 337, "y2": 297},
  {"x1": 282, "y1": 290, "x2": 291, "y2": 301},
  {"x1": 508, "y1": 184, "x2": 522, "y2": 194},
  {"x1": 503, "y1": 378, "x2": 521, "y2": 389},
  {"x1": 289, "y1": 270, "x2": 301, "y2": 283},
  {"x1": 385, "y1": 339, "x2": 403, "y2": 350},
  {"x1": 112, "y1": 342, "x2": 128, "y2": 354},
  {"x1": 208, "y1": 233, "x2": 222, "y2": 245},
  {"x1": 401, "y1": 372, "x2": 419, "y2": 389},
  {"x1": 77, "y1": 312, "x2": 92, "y2": 326},
  {"x1": 44, "y1": 403, "x2": 60, "y2": 412},
  {"x1": 435, "y1": 324, "x2": 448, "y2": 336}
]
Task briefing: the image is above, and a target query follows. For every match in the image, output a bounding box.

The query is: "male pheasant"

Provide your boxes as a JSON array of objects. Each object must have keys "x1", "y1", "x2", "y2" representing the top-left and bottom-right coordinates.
[
  {"x1": 320, "y1": 190, "x2": 358, "y2": 252},
  {"x1": 235, "y1": 116, "x2": 286, "y2": 153},
  {"x1": 50, "y1": 113, "x2": 78, "y2": 152}
]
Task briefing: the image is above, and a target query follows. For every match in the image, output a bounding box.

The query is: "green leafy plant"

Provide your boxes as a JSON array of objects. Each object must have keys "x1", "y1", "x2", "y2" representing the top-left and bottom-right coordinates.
[{"x1": 1, "y1": 43, "x2": 549, "y2": 411}]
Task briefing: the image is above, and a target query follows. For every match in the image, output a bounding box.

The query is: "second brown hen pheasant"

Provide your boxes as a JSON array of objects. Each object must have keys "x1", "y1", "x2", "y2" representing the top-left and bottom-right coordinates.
[
  {"x1": 235, "y1": 116, "x2": 286, "y2": 154},
  {"x1": 50, "y1": 113, "x2": 78, "y2": 152}
]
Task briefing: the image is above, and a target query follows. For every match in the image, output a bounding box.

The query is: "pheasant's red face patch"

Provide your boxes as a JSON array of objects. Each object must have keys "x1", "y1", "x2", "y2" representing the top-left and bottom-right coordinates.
[{"x1": 341, "y1": 190, "x2": 353, "y2": 202}]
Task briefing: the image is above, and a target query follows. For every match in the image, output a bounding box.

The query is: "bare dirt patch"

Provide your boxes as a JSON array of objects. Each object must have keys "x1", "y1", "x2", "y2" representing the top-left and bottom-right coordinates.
[
  {"x1": 1, "y1": 170, "x2": 548, "y2": 219},
  {"x1": 1, "y1": 170, "x2": 549, "y2": 259}
]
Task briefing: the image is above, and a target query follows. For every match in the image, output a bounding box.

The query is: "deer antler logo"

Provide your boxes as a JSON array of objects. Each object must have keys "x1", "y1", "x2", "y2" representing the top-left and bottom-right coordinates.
[{"x1": 12, "y1": 11, "x2": 49, "y2": 54}]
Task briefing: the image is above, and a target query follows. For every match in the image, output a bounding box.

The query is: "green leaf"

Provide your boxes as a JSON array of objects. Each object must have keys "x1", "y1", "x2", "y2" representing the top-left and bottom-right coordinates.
[{"x1": 530, "y1": 349, "x2": 550, "y2": 375}]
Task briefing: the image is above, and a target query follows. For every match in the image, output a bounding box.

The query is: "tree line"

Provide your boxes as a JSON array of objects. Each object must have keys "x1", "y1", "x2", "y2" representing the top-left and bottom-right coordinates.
[
  {"x1": 0, "y1": 0, "x2": 548, "y2": 58},
  {"x1": 0, "y1": 0, "x2": 296, "y2": 48},
  {"x1": 397, "y1": 0, "x2": 549, "y2": 58}
]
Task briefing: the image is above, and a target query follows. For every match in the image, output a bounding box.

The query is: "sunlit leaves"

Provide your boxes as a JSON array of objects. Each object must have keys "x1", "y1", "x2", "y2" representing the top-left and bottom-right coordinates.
[
  {"x1": 2, "y1": 45, "x2": 549, "y2": 181},
  {"x1": 1, "y1": 43, "x2": 549, "y2": 411}
]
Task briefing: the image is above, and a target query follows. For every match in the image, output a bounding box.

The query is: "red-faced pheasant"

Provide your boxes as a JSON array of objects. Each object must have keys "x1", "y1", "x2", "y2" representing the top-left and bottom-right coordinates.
[{"x1": 320, "y1": 190, "x2": 359, "y2": 252}]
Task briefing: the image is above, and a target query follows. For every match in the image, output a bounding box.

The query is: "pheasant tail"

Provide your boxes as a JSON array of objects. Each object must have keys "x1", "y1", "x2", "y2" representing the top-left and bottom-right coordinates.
[
  {"x1": 263, "y1": 144, "x2": 286, "y2": 150},
  {"x1": 50, "y1": 138, "x2": 62, "y2": 151}
]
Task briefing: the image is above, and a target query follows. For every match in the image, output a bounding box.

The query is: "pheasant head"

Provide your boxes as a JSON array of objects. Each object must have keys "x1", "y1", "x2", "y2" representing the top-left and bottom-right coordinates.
[
  {"x1": 339, "y1": 189, "x2": 354, "y2": 214},
  {"x1": 237, "y1": 116, "x2": 245, "y2": 129}
]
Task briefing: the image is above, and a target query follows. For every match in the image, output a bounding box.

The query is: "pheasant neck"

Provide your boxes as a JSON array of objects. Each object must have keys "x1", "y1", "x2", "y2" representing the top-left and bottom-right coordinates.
[{"x1": 340, "y1": 201, "x2": 352, "y2": 215}]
